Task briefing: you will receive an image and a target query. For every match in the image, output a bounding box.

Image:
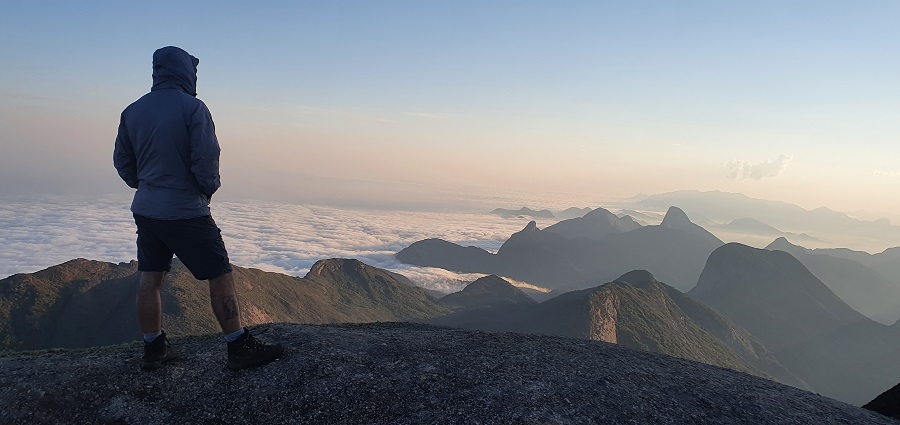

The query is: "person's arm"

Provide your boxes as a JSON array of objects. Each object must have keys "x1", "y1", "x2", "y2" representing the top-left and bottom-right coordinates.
[
  {"x1": 189, "y1": 101, "x2": 222, "y2": 199},
  {"x1": 113, "y1": 113, "x2": 139, "y2": 189}
]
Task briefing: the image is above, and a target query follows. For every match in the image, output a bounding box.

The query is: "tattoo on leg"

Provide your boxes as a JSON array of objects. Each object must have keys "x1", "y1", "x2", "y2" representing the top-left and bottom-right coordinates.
[{"x1": 223, "y1": 297, "x2": 238, "y2": 321}]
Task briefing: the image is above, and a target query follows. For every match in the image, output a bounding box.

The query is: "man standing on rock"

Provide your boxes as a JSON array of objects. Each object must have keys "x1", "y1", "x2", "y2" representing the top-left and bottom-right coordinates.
[{"x1": 113, "y1": 46, "x2": 283, "y2": 371}]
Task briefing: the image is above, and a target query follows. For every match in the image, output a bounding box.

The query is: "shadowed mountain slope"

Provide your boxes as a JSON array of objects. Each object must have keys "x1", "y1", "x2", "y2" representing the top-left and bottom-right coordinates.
[
  {"x1": 766, "y1": 237, "x2": 900, "y2": 324},
  {"x1": 0, "y1": 258, "x2": 449, "y2": 351},
  {"x1": 817, "y1": 246, "x2": 900, "y2": 281},
  {"x1": 772, "y1": 318, "x2": 900, "y2": 405},
  {"x1": 863, "y1": 247, "x2": 900, "y2": 279},
  {"x1": 689, "y1": 243, "x2": 869, "y2": 352},
  {"x1": 865, "y1": 381, "x2": 900, "y2": 420},
  {"x1": 0, "y1": 259, "x2": 140, "y2": 351},
  {"x1": 491, "y1": 221, "x2": 598, "y2": 284},
  {"x1": 2, "y1": 322, "x2": 891, "y2": 425},
  {"x1": 643, "y1": 275, "x2": 809, "y2": 390},
  {"x1": 434, "y1": 270, "x2": 805, "y2": 389},
  {"x1": 440, "y1": 275, "x2": 535, "y2": 309},
  {"x1": 689, "y1": 243, "x2": 900, "y2": 404},
  {"x1": 595, "y1": 223, "x2": 721, "y2": 291}
]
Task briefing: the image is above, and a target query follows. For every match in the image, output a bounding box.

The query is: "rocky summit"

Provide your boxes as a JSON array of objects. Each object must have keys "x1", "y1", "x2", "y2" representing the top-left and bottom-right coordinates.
[{"x1": 0, "y1": 323, "x2": 891, "y2": 425}]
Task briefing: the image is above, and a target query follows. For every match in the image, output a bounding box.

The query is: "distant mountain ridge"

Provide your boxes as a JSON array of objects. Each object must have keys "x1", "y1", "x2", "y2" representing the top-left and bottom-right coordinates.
[
  {"x1": 718, "y1": 218, "x2": 822, "y2": 244},
  {"x1": 488, "y1": 206, "x2": 597, "y2": 220},
  {"x1": 638, "y1": 190, "x2": 899, "y2": 252},
  {"x1": 769, "y1": 240, "x2": 900, "y2": 288},
  {"x1": 489, "y1": 207, "x2": 555, "y2": 219},
  {"x1": 398, "y1": 206, "x2": 722, "y2": 291},
  {"x1": 766, "y1": 237, "x2": 900, "y2": 324}
]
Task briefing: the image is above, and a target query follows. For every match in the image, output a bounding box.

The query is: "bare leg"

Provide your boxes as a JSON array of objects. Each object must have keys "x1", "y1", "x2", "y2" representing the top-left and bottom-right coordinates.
[
  {"x1": 136, "y1": 271, "x2": 167, "y2": 334},
  {"x1": 209, "y1": 271, "x2": 243, "y2": 334}
]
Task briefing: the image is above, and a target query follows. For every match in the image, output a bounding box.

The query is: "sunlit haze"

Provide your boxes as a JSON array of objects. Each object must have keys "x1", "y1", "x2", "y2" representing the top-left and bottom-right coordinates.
[{"x1": 2, "y1": 2, "x2": 899, "y2": 218}]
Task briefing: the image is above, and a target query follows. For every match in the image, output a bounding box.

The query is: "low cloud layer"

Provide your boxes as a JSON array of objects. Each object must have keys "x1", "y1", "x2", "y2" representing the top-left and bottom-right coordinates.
[
  {"x1": 725, "y1": 154, "x2": 793, "y2": 181},
  {"x1": 873, "y1": 169, "x2": 900, "y2": 178},
  {"x1": 0, "y1": 195, "x2": 556, "y2": 294}
]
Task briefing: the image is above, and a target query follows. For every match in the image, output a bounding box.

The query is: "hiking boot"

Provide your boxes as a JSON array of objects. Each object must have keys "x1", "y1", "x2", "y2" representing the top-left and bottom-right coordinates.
[
  {"x1": 227, "y1": 328, "x2": 284, "y2": 371},
  {"x1": 142, "y1": 331, "x2": 176, "y2": 371}
]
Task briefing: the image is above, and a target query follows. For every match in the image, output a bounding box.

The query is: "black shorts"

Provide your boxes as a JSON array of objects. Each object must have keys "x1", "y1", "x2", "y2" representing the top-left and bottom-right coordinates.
[{"x1": 133, "y1": 214, "x2": 232, "y2": 280}]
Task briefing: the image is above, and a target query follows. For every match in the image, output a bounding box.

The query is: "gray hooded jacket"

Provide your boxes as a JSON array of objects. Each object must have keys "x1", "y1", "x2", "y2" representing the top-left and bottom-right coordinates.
[{"x1": 113, "y1": 46, "x2": 221, "y2": 219}]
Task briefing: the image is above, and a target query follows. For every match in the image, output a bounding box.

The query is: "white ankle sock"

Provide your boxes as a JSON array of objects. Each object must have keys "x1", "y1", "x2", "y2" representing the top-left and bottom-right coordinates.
[
  {"x1": 143, "y1": 331, "x2": 162, "y2": 343},
  {"x1": 224, "y1": 328, "x2": 245, "y2": 343}
]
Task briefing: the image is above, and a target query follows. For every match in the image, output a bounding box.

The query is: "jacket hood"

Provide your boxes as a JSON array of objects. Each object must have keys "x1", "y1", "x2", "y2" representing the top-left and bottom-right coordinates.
[{"x1": 151, "y1": 46, "x2": 199, "y2": 96}]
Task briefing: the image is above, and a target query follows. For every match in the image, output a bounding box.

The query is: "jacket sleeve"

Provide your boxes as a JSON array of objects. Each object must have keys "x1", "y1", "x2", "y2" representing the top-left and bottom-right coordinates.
[
  {"x1": 113, "y1": 114, "x2": 139, "y2": 189},
  {"x1": 188, "y1": 101, "x2": 222, "y2": 198}
]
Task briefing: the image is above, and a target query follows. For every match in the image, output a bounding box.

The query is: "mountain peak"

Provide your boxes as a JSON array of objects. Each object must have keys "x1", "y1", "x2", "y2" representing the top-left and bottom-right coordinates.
[
  {"x1": 583, "y1": 207, "x2": 618, "y2": 220},
  {"x1": 543, "y1": 207, "x2": 642, "y2": 242},
  {"x1": 468, "y1": 274, "x2": 512, "y2": 288},
  {"x1": 441, "y1": 275, "x2": 535, "y2": 308},
  {"x1": 657, "y1": 206, "x2": 723, "y2": 247},
  {"x1": 768, "y1": 236, "x2": 792, "y2": 245},
  {"x1": 660, "y1": 206, "x2": 692, "y2": 229},
  {"x1": 523, "y1": 220, "x2": 538, "y2": 231},
  {"x1": 765, "y1": 237, "x2": 806, "y2": 254},
  {"x1": 308, "y1": 258, "x2": 365, "y2": 277},
  {"x1": 614, "y1": 270, "x2": 658, "y2": 287}
]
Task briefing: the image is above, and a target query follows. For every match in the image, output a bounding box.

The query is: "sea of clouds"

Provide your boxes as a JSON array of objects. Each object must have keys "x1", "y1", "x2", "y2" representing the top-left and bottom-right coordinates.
[{"x1": 0, "y1": 195, "x2": 559, "y2": 293}]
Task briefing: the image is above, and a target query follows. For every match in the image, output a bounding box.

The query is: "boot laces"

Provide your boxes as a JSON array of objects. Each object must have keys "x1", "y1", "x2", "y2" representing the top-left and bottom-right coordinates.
[{"x1": 242, "y1": 333, "x2": 264, "y2": 351}]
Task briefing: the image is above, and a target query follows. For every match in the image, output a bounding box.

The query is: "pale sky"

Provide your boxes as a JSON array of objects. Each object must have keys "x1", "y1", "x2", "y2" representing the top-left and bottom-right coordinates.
[{"x1": 1, "y1": 1, "x2": 899, "y2": 217}]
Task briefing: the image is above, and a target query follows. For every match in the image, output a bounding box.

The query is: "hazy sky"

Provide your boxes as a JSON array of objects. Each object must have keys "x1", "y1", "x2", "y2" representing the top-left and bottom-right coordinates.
[{"x1": 2, "y1": 1, "x2": 899, "y2": 216}]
